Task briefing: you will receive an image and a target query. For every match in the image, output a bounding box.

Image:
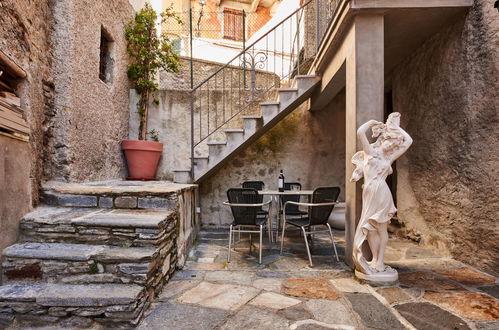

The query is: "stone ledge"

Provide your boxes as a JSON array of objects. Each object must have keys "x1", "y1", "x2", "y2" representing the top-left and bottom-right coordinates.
[{"x1": 42, "y1": 180, "x2": 197, "y2": 197}]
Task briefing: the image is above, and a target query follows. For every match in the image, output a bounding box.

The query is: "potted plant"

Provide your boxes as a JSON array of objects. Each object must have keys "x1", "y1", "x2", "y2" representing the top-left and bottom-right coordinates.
[{"x1": 123, "y1": 3, "x2": 181, "y2": 180}]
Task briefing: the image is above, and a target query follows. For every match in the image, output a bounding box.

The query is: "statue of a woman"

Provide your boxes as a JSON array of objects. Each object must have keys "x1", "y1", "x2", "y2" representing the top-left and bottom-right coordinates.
[{"x1": 350, "y1": 112, "x2": 412, "y2": 282}]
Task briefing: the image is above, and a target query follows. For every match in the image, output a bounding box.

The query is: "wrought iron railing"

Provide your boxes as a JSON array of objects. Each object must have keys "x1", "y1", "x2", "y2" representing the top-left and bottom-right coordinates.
[{"x1": 189, "y1": 0, "x2": 344, "y2": 175}]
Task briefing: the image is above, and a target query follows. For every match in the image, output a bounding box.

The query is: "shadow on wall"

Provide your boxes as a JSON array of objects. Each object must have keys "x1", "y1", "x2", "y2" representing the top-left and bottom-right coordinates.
[
  {"x1": 392, "y1": 0, "x2": 499, "y2": 275},
  {"x1": 199, "y1": 90, "x2": 346, "y2": 227}
]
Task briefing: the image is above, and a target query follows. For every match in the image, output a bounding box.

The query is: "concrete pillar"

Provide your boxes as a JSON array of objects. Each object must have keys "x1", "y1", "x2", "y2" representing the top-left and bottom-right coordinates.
[{"x1": 344, "y1": 14, "x2": 384, "y2": 267}]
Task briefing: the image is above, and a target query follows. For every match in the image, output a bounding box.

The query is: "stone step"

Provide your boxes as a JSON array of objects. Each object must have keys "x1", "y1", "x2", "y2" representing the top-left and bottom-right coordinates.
[
  {"x1": 1, "y1": 243, "x2": 166, "y2": 286},
  {"x1": 40, "y1": 180, "x2": 195, "y2": 209},
  {"x1": 0, "y1": 282, "x2": 147, "y2": 328},
  {"x1": 19, "y1": 207, "x2": 176, "y2": 247},
  {"x1": 172, "y1": 169, "x2": 192, "y2": 184}
]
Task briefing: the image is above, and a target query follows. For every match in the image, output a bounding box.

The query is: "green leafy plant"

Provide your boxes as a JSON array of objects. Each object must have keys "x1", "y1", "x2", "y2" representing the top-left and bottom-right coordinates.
[
  {"x1": 148, "y1": 129, "x2": 160, "y2": 142},
  {"x1": 125, "y1": 3, "x2": 181, "y2": 140}
]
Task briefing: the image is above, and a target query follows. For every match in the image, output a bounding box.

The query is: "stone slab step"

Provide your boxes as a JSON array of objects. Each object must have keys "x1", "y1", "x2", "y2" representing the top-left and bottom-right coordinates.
[
  {"x1": 40, "y1": 180, "x2": 196, "y2": 209},
  {"x1": 1, "y1": 243, "x2": 167, "y2": 286},
  {"x1": 19, "y1": 207, "x2": 176, "y2": 247},
  {"x1": 0, "y1": 282, "x2": 146, "y2": 327}
]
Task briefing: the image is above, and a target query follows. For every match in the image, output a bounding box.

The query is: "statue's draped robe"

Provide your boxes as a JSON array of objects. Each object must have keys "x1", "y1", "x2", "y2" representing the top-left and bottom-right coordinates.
[{"x1": 352, "y1": 152, "x2": 397, "y2": 274}]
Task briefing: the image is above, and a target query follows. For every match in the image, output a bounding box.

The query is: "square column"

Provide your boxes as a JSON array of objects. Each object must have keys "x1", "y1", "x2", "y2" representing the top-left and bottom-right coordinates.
[{"x1": 345, "y1": 14, "x2": 384, "y2": 267}]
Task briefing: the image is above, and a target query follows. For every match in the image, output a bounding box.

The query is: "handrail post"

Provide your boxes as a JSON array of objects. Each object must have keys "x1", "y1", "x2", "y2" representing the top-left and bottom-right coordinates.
[
  {"x1": 316, "y1": 0, "x2": 320, "y2": 51},
  {"x1": 189, "y1": 8, "x2": 193, "y2": 89},
  {"x1": 243, "y1": 10, "x2": 247, "y2": 89},
  {"x1": 297, "y1": 11, "x2": 300, "y2": 75},
  {"x1": 190, "y1": 91, "x2": 194, "y2": 182}
]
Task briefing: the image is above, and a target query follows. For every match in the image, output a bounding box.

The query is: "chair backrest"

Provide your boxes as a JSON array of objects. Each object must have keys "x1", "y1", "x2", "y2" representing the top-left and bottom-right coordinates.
[
  {"x1": 242, "y1": 181, "x2": 264, "y2": 203},
  {"x1": 281, "y1": 182, "x2": 302, "y2": 212},
  {"x1": 227, "y1": 188, "x2": 260, "y2": 226},
  {"x1": 308, "y1": 187, "x2": 341, "y2": 226}
]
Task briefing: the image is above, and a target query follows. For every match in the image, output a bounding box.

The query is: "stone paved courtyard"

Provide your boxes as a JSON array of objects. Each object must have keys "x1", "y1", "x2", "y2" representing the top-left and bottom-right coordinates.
[{"x1": 140, "y1": 229, "x2": 499, "y2": 330}]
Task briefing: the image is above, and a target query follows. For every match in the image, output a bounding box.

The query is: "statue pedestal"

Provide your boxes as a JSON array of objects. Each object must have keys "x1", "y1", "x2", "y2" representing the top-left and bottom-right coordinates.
[{"x1": 355, "y1": 269, "x2": 398, "y2": 285}]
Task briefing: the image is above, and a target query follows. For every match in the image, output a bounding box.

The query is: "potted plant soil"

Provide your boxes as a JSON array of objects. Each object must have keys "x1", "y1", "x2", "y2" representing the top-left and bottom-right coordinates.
[{"x1": 123, "y1": 4, "x2": 181, "y2": 180}]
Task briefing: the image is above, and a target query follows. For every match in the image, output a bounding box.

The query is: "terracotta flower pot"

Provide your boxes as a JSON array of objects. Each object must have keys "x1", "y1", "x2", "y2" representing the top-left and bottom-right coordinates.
[{"x1": 122, "y1": 140, "x2": 163, "y2": 180}]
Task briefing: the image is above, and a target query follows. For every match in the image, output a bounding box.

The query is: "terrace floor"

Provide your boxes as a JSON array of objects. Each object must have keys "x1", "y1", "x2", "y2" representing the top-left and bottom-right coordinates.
[{"x1": 140, "y1": 229, "x2": 499, "y2": 329}]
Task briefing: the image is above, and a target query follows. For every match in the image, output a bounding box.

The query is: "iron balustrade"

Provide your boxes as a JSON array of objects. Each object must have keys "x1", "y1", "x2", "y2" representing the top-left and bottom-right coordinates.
[{"x1": 188, "y1": 0, "x2": 343, "y2": 177}]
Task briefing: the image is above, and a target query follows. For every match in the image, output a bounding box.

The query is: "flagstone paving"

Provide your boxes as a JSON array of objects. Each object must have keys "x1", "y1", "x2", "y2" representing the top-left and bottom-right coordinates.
[{"x1": 141, "y1": 229, "x2": 499, "y2": 329}]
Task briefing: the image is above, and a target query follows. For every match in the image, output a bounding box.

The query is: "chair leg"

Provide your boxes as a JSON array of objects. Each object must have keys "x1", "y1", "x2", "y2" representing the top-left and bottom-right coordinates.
[
  {"x1": 302, "y1": 226, "x2": 313, "y2": 267},
  {"x1": 267, "y1": 218, "x2": 272, "y2": 243},
  {"x1": 326, "y1": 223, "x2": 340, "y2": 262},
  {"x1": 228, "y1": 224, "x2": 233, "y2": 263},
  {"x1": 280, "y1": 220, "x2": 287, "y2": 254},
  {"x1": 249, "y1": 232, "x2": 252, "y2": 253},
  {"x1": 259, "y1": 225, "x2": 263, "y2": 264}
]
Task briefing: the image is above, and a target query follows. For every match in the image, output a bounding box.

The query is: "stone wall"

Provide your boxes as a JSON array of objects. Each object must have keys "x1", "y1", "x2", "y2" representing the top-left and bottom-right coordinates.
[
  {"x1": 392, "y1": 0, "x2": 499, "y2": 275},
  {"x1": 46, "y1": 0, "x2": 134, "y2": 182},
  {"x1": 0, "y1": 0, "x2": 54, "y2": 254},
  {"x1": 200, "y1": 91, "x2": 346, "y2": 227}
]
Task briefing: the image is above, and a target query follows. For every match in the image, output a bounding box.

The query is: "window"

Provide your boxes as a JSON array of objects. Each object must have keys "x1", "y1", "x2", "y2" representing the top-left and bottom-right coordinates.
[
  {"x1": 223, "y1": 9, "x2": 244, "y2": 41},
  {"x1": 99, "y1": 27, "x2": 114, "y2": 83}
]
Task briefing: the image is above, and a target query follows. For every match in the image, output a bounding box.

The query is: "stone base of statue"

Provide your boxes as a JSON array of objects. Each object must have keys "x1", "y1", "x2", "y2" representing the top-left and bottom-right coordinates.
[{"x1": 355, "y1": 268, "x2": 398, "y2": 286}]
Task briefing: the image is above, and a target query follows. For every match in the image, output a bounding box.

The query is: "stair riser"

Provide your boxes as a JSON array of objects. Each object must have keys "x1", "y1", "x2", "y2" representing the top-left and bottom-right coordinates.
[
  {"x1": 262, "y1": 105, "x2": 279, "y2": 124},
  {"x1": 279, "y1": 91, "x2": 299, "y2": 108},
  {"x1": 2, "y1": 241, "x2": 175, "y2": 288},
  {"x1": 173, "y1": 171, "x2": 192, "y2": 184},
  {"x1": 0, "y1": 291, "x2": 149, "y2": 328},
  {"x1": 19, "y1": 218, "x2": 176, "y2": 248},
  {"x1": 243, "y1": 118, "x2": 262, "y2": 135},
  {"x1": 226, "y1": 133, "x2": 244, "y2": 149},
  {"x1": 297, "y1": 77, "x2": 320, "y2": 92},
  {"x1": 208, "y1": 144, "x2": 227, "y2": 159},
  {"x1": 193, "y1": 159, "x2": 209, "y2": 173},
  {"x1": 41, "y1": 191, "x2": 178, "y2": 210}
]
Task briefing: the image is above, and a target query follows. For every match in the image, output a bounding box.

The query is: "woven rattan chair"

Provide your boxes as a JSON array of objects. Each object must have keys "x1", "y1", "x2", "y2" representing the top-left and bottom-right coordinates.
[
  {"x1": 224, "y1": 188, "x2": 272, "y2": 264},
  {"x1": 280, "y1": 186, "x2": 341, "y2": 267}
]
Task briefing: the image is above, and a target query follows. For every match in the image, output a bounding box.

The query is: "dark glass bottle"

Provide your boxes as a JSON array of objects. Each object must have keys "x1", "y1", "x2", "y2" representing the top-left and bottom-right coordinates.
[{"x1": 278, "y1": 169, "x2": 285, "y2": 192}]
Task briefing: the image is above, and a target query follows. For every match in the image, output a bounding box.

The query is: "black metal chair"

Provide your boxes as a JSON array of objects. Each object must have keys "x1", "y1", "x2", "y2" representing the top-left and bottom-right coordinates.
[
  {"x1": 280, "y1": 186, "x2": 341, "y2": 267},
  {"x1": 241, "y1": 181, "x2": 268, "y2": 217},
  {"x1": 224, "y1": 188, "x2": 272, "y2": 264},
  {"x1": 280, "y1": 182, "x2": 308, "y2": 218}
]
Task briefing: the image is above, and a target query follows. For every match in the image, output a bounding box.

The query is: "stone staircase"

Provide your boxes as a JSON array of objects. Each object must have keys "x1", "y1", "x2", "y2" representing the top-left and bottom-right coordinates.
[
  {"x1": 0, "y1": 181, "x2": 197, "y2": 329},
  {"x1": 173, "y1": 75, "x2": 321, "y2": 184}
]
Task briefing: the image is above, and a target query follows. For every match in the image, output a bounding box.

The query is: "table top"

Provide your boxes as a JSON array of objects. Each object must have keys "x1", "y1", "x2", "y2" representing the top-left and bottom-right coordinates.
[{"x1": 258, "y1": 190, "x2": 314, "y2": 195}]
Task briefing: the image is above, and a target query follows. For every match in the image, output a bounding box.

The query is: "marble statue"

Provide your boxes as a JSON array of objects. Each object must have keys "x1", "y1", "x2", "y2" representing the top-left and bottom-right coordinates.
[{"x1": 350, "y1": 112, "x2": 413, "y2": 282}]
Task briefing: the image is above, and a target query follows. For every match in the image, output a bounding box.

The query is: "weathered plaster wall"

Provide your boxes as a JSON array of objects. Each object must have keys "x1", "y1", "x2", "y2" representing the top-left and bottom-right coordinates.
[
  {"x1": 199, "y1": 91, "x2": 346, "y2": 227},
  {"x1": 392, "y1": 0, "x2": 499, "y2": 274},
  {"x1": 47, "y1": 0, "x2": 134, "y2": 182},
  {"x1": 0, "y1": 0, "x2": 54, "y2": 253}
]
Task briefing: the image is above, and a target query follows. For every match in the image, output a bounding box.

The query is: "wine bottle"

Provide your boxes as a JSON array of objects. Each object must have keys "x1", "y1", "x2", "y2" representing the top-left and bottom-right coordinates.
[{"x1": 278, "y1": 169, "x2": 285, "y2": 192}]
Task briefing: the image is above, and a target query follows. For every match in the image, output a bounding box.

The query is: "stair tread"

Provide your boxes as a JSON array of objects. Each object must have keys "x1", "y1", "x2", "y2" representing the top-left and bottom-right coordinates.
[
  {"x1": 0, "y1": 282, "x2": 142, "y2": 306},
  {"x1": 3, "y1": 242, "x2": 155, "y2": 262},
  {"x1": 22, "y1": 207, "x2": 172, "y2": 229},
  {"x1": 279, "y1": 88, "x2": 299, "y2": 92},
  {"x1": 207, "y1": 141, "x2": 227, "y2": 145},
  {"x1": 295, "y1": 75, "x2": 320, "y2": 79},
  {"x1": 173, "y1": 168, "x2": 191, "y2": 172},
  {"x1": 259, "y1": 101, "x2": 280, "y2": 106},
  {"x1": 242, "y1": 115, "x2": 262, "y2": 119},
  {"x1": 224, "y1": 129, "x2": 244, "y2": 133},
  {"x1": 193, "y1": 155, "x2": 209, "y2": 159}
]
